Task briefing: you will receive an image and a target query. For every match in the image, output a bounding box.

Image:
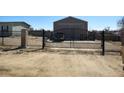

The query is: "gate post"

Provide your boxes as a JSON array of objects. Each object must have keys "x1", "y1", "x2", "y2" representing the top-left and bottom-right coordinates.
[
  {"x1": 121, "y1": 47, "x2": 124, "y2": 70},
  {"x1": 101, "y1": 31, "x2": 105, "y2": 55},
  {"x1": 120, "y1": 29, "x2": 124, "y2": 70},
  {"x1": 121, "y1": 29, "x2": 124, "y2": 46},
  {"x1": 42, "y1": 29, "x2": 45, "y2": 49},
  {"x1": 21, "y1": 29, "x2": 28, "y2": 48}
]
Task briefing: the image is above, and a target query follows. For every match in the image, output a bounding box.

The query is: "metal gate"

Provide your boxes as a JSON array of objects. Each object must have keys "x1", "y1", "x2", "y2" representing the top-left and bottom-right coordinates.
[
  {"x1": 44, "y1": 30, "x2": 121, "y2": 55},
  {"x1": 27, "y1": 30, "x2": 43, "y2": 48},
  {"x1": 45, "y1": 30, "x2": 102, "y2": 54}
]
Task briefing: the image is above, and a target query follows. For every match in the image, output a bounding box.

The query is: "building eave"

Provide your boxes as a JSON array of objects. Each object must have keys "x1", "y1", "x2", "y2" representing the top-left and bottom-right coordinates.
[
  {"x1": 0, "y1": 21, "x2": 30, "y2": 28},
  {"x1": 54, "y1": 16, "x2": 88, "y2": 23}
]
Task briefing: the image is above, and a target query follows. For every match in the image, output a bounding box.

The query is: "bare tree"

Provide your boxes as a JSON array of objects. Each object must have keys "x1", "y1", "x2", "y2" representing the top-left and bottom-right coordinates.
[
  {"x1": 118, "y1": 17, "x2": 124, "y2": 29},
  {"x1": 118, "y1": 17, "x2": 124, "y2": 70},
  {"x1": 117, "y1": 17, "x2": 124, "y2": 45}
]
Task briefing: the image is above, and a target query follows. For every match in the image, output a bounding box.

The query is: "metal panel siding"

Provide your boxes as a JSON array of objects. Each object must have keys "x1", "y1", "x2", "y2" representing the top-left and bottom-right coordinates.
[
  {"x1": 54, "y1": 22, "x2": 88, "y2": 31},
  {"x1": 12, "y1": 26, "x2": 25, "y2": 31},
  {"x1": 8, "y1": 26, "x2": 12, "y2": 31},
  {"x1": 54, "y1": 18, "x2": 88, "y2": 40},
  {"x1": 12, "y1": 26, "x2": 26, "y2": 36}
]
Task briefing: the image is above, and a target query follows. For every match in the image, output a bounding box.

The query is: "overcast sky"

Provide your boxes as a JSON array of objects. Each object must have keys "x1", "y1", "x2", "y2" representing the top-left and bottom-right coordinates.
[{"x1": 0, "y1": 16, "x2": 122, "y2": 30}]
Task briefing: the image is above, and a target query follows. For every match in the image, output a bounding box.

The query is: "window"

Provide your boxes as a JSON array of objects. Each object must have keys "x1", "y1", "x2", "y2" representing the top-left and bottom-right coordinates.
[{"x1": 1, "y1": 26, "x2": 9, "y2": 31}]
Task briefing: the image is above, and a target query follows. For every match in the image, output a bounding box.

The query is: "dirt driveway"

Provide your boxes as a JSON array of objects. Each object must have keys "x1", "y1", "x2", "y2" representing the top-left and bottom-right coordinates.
[{"x1": 0, "y1": 49, "x2": 123, "y2": 77}]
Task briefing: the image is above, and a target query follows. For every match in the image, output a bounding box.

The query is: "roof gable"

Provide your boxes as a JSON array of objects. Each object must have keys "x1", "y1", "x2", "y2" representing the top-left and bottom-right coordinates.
[{"x1": 54, "y1": 16, "x2": 87, "y2": 23}]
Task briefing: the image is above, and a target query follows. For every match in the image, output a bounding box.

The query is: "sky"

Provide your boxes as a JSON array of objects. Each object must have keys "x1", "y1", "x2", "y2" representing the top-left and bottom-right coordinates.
[{"x1": 0, "y1": 16, "x2": 122, "y2": 30}]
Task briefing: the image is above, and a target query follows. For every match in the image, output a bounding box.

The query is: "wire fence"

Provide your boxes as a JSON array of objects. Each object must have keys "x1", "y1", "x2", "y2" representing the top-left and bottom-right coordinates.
[
  {"x1": 0, "y1": 30, "x2": 121, "y2": 55},
  {"x1": 0, "y1": 30, "x2": 43, "y2": 49},
  {"x1": 0, "y1": 31, "x2": 21, "y2": 46},
  {"x1": 45, "y1": 31, "x2": 102, "y2": 49},
  {"x1": 44, "y1": 31, "x2": 121, "y2": 55},
  {"x1": 27, "y1": 33, "x2": 42, "y2": 47},
  {"x1": 45, "y1": 40, "x2": 101, "y2": 49}
]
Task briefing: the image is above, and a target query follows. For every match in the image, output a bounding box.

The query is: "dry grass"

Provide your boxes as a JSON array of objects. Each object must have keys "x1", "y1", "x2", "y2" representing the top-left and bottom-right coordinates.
[
  {"x1": 0, "y1": 49, "x2": 123, "y2": 77},
  {"x1": 0, "y1": 36, "x2": 123, "y2": 77}
]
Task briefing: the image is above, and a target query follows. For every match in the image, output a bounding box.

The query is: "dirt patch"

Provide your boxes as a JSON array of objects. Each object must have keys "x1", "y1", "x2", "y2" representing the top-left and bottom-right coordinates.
[
  {"x1": 0, "y1": 50, "x2": 123, "y2": 77},
  {"x1": 0, "y1": 66, "x2": 11, "y2": 72},
  {"x1": 0, "y1": 40, "x2": 123, "y2": 77}
]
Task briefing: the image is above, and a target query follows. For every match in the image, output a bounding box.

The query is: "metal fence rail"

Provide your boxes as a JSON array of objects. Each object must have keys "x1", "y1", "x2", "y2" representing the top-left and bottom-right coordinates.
[{"x1": 45, "y1": 40, "x2": 101, "y2": 49}]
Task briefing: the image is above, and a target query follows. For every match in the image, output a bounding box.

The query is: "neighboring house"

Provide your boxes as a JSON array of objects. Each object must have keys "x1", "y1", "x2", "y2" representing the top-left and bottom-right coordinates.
[
  {"x1": 0, "y1": 22, "x2": 30, "y2": 36},
  {"x1": 112, "y1": 30, "x2": 121, "y2": 37},
  {"x1": 53, "y1": 16, "x2": 88, "y2": 40}
]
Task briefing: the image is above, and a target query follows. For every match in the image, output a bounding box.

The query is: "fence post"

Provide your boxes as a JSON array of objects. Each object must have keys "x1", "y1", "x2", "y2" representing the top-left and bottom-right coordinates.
[
  {"x1": 42, "y1": 29, "x2": 45, "y2": 49},
  {"x1": 121, "y1": 29, "x2": 124, "y2": 46},
  {"x1": 101, "y1": 31, "x2": 105, "y2": 55},
  {"x1": 1, "y1": 26, "x2": 4, "y2": 46},
  {"x1": 1, "y1": 35, "x2": 4, "y2": 46},
  {"x1": 121, "y1": 47, "x2": 124, "y2": 70},
  {"x1": 21, "y1": 29, "x2": 28, "y2": 48}
]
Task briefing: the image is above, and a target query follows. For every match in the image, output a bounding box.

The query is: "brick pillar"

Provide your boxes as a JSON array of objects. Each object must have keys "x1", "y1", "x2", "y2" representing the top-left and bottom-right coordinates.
[{"x1": 21, "y1": 29, "x2": 28, "y2": 48}]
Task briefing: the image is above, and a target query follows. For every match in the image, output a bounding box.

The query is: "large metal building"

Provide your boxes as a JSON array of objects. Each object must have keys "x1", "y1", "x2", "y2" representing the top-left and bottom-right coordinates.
[{"x1": 53, "y1": 16, "x2": 88, "y2": 40}]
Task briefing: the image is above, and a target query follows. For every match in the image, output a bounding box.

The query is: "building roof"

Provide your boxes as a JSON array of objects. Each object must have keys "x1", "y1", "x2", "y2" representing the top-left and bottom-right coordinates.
[
  {"x1": 54, "y1": 16, "x2": 88, "y2": 23},
  {"x1": 0, "y1": 21, "x2": 30, "y2": 28}
]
